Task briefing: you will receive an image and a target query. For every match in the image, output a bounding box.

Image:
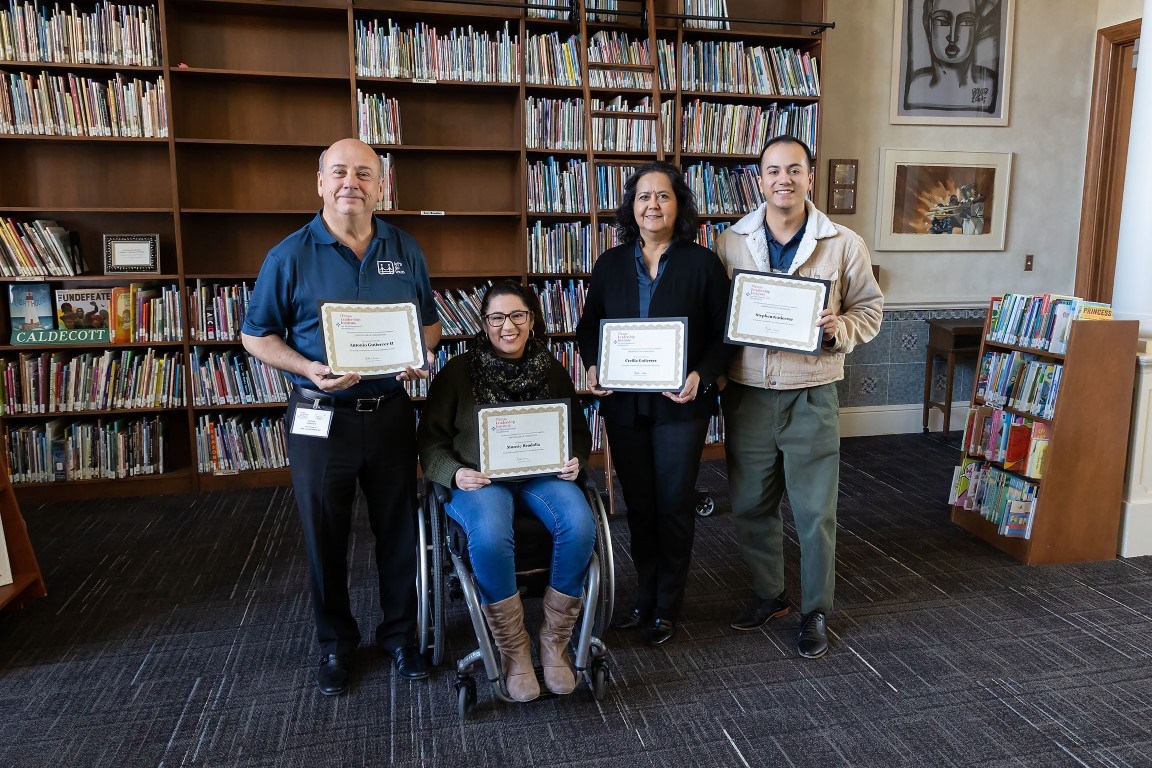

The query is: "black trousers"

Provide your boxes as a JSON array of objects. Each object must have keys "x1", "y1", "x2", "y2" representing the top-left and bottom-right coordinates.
[
  {"x1": 286, "y1": 390, "x2": 418, "y2": 656},
  {"x1": 605, "y1": 412, "x2": 710, "y2": 623}
]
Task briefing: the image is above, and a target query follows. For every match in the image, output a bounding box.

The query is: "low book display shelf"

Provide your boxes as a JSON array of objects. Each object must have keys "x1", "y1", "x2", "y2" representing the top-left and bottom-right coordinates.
[{"x1": 951, "y1": 311, "x2": 1139, "y2": 564}]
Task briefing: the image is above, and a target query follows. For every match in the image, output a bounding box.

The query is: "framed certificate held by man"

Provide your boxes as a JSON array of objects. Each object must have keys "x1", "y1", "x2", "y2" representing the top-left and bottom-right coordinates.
[
  {"x1": 725, "y1": 270, "x2": 829, "y2": 355},
  {"x1": 596, "y1": 317, "x2": 687, "y2": 392},
  {"x1": 318, "y1": 301, "x2": 425, "y2": 377},
  {"x1": 477, "y1": 399, "x2": 571, "y2": 480}
]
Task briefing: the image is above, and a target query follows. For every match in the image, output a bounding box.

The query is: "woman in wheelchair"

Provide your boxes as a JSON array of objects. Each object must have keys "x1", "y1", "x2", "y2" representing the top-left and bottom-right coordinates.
[{"x1": 417, "y1": 280, "x2": 595, "y2": 702}]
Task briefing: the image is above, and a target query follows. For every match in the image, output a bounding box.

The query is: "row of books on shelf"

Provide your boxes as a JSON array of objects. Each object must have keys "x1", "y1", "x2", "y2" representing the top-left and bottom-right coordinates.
[
  {"x1": 196, "y1": 413, "x2": 287, "y2": 475},
  {"x1": 975, "y1": 349, "x2": 1061, "y2": 419},
  {"x1": 188, "y1": 281, "x2": 252, "y2": 342},
  {"x1": 988, "y1": 293, "x2": 1114, "y2": 354},
  {"x1": 354, "y1": 19, "x2": 521, "y2": 83},
  {"x1": 681, "y1": 100, "x2": 817, "y2": 156},
  {"x1": 430, "y1": 278, "x2": 588, "y2": 337},
  {"x1": 6, "y1": 414, "x2": 165, "y2": 483},
  {"x1": 526, "y1": 158, "x2": 767, "y2": 214},
  {"x1": 357, "y1": 90, "x2": 401, "y2": 146},
  {"x1": 348, "y1": 19, "x2": 818, "y2": 97},
  {"x1": 8, "y1": 283, "x2": 182, "y2": 344},
  {"x1": 402, "y1": 340, "x2": 469, "y2": 398},
  {"x1": 189, "y1": 349, "x2": 292, "y2": 407},
  {"x1": 533, "y1": 279, "x2": 585, "y2": 334},
  {"x1": 682, "y1": 0, "x2": 731, "y2": 30},
  {"x1": 0, "y1": 70, "x2": 167, "y2": 137},
  {"x1": 0, "y1": 217, "x2": 84, "y2": 277},
  {"x1": 0, "y1": 348, "x2": 184, "y2": 415},
  {"x1": 589, "y1": 97, "x2": 674, "y2": 154},
  {"x1": 961, "y1": 406, "x2": 1050, "y2": 479},
  {"x1": 686, "y1": 163, "x2": 764, "y2": 215},
  {"x1": 0, "y1": 1, "x2": 161, "y2": 66},
  {"x1": 949, "y1": 458, "x2": 1039, "y2": 539},
  {"x1": 528, "y1": 220, "x2": 730, "y2": 274}
]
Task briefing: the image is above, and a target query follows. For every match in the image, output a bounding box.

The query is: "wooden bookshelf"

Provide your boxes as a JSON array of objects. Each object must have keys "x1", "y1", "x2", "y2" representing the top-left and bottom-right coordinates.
[
  {"x1": 0, "y1": 0, "x2": 827, "y2": 500},
  {"x1": 951, "y1": 317, "x2": 1139, "y2": 563}
]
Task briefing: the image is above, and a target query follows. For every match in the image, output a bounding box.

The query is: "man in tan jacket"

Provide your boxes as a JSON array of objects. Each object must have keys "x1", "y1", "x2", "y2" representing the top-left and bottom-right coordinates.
[{"x1": 717, "y1": 136, "x2": 883, "y2": 658}]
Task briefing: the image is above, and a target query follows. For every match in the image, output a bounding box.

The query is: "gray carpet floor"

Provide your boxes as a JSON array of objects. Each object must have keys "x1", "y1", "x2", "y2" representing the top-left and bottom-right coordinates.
[{"x1": 1, "y1": 433, "x2": 1151, "y2": 767}]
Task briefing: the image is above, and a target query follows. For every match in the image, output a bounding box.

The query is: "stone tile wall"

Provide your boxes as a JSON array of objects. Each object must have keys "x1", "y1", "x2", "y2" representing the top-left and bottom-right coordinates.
[{"x1": 839, "y1": 308, "x2": 988, "y2": 408}]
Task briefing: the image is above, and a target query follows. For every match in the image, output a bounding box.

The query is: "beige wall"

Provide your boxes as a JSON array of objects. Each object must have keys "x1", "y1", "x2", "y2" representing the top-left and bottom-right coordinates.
[
  {"x1": 820, "y1": 0, "x2": 1101, "y2": 309},
  {"x1": 1097, "y1": 0, "x2": 1142, "y2": 27}
]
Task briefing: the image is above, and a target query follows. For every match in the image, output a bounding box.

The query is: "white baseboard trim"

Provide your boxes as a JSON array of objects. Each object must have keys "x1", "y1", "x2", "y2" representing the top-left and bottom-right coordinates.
[{"x1": 839, "y1": 402, "x2": 968, "y2": 438}]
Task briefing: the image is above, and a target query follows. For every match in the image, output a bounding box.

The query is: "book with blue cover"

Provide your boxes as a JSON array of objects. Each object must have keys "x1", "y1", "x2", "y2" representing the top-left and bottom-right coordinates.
[{"x1": 8, "y1": 282, "x2": 54, "y2": 341}]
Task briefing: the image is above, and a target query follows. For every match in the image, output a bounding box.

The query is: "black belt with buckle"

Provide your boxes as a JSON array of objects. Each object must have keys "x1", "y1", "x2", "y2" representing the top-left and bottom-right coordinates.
[{"x1": 294, "y1": 386, "x2": 402, "y2": 412}]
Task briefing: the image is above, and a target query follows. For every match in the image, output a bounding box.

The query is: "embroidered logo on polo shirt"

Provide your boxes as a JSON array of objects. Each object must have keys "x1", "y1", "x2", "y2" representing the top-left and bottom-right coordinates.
[{"x1": 377, "y1": 260, "x2": 406, "y2": 275}]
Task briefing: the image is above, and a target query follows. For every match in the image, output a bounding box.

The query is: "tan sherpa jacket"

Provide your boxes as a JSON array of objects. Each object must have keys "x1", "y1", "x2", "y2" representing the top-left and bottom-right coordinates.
[{"x1": 716, "y1": 200, "x2": 884, "y2": 390}]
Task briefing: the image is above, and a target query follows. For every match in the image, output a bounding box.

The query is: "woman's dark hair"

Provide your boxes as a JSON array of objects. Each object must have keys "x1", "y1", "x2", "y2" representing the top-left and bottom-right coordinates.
[
  {"x1": 613, "y1": 161, "x2": 699, "y2": 246},
  {"x1": 479, "y1": 279, "x2": 547, "y2": 337}
]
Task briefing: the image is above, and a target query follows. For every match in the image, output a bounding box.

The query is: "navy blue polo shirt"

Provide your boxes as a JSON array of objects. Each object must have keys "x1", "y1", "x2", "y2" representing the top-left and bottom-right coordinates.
[
  {"x1": 242, "y1": 212, "x2": 438, "y2": 399},
  {"x1": 765, "y1": 215, "x2": 807, "y2": 273}
]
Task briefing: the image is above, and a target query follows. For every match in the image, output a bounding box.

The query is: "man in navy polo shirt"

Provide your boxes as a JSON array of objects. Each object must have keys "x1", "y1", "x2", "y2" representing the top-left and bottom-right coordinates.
[{"x1": 242, "y1": 138, "x2": 442, "y2": 696}]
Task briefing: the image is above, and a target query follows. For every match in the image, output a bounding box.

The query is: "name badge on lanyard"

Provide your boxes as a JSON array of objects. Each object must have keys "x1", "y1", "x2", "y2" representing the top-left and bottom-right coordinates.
[{"x1": 291, "y1": 400, "x2": 333, "y2": 438}]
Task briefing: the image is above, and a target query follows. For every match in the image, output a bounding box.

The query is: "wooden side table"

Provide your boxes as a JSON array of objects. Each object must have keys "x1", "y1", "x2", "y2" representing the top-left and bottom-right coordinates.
[{"x1": 922, "y1": 318, "x2": 985, "y2": 434}]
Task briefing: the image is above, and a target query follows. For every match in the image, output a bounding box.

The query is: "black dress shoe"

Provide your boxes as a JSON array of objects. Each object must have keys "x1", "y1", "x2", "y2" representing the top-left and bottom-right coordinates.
[
  {"x1": 317, "y1": 654, "x2": 350, "y2": 696},
  {"x1": 647, "y1": 618, "x2": 676, "y2": 646},
  {"x1": 389, "y1": 644, "x2": 430, "y2": 680},
  {"x1": 611, "y1": 608, "x2": 649, "y2": 630},
  {"x1": 730, "y1": 592, "x2": 791, "y2": 631},
  {"x1": 797, "y1": 610, "x2": 828, "y2": 659}
]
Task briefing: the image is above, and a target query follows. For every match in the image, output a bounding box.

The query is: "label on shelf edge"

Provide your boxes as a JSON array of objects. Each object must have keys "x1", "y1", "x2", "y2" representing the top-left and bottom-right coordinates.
[
  {"x1": 412, "y1": 78, "x2": 437, "y2": 84},
  {"x1": 420, "y1": 210, "x2": 446, "y2": 216}
]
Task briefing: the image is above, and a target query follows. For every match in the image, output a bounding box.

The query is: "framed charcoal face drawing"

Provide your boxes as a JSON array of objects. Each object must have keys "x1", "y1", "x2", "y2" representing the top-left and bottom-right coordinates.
[{"x1": 890, "y1": 0, "x2": 1014, "y2": 125}]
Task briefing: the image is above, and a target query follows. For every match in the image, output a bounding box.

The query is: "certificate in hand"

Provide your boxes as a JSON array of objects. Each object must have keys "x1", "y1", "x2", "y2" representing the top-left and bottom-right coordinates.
[
  {"x1": 596, "y1": 317, "x2": 687, "y2": 392},
  {"x1": 724, "y1": 270, "x2": 830, "y2": 355},
  {"x1": 319, "y1": 301, "x2": 426, "y2": 377},
  {"x1": 477, "y1": 399, "x2": 571, "y2": 480}
]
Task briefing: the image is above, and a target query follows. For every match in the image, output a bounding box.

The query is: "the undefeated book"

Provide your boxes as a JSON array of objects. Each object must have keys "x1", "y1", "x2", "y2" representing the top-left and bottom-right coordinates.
[
  {"x1": 55, "y1": 287, "x2": 113, "y2": 330},
  {"x1": 8, "y1": 283, "x2": 54, "y2": 342}
]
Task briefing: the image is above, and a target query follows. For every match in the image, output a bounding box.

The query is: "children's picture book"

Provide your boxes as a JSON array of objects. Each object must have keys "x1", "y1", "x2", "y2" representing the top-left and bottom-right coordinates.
[
  {"x1": 54, "y1": 287, "x2": 113, "y2": 330},
  {"x1": 7, "y1": 283, "x2": 54, "y2": 340}
]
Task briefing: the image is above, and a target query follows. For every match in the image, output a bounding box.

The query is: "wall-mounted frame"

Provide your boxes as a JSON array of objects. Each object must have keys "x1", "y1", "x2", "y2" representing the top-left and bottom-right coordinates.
[
  {"x1": 875, "y1": 148, "x2": 1011, "y2": 251},
  {"x1": 103, "y1": 234, "x2": 160, "y2": 274},
  {"x1": 826, "y1": 159, "x2": 858, "y2": 214},
  {"x1": 890, "y1": 0, "x2": 1015, "y2": 126}
]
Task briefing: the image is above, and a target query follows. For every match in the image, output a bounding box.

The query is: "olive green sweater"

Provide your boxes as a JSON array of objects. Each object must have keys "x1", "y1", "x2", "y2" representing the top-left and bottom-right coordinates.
[{"x1": 417, "y1": 352, "x2": 593, "y2": 488}]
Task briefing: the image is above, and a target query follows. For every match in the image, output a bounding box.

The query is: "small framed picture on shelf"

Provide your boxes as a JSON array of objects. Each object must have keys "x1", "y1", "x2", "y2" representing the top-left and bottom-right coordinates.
[{"x1": 103, "y1": 234, "x2": 160, "y2": 274}]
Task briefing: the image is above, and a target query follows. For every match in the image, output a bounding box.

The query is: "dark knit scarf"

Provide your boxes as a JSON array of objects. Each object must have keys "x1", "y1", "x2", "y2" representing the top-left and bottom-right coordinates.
[{"x1": 469, "y1": 335, "x2": 552, "y2": 405}]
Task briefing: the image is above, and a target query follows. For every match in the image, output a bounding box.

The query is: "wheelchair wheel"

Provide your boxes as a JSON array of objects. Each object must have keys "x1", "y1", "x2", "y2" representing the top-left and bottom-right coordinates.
[
  {"x1": 428, "y1": 498, "x2": 446, "y2": 666},
  {"x1": 588, "y1": 487, "x2": 614, "y2": 638},
  {"x1": 455, "y1": 676, "x2": 477, "y2": 719},
  {"x1": 695, "y1": 494, "x2": 715, "y2": 517},
  {"x1": 590, "y1": 659, "x2": 610, "y2": 701}
]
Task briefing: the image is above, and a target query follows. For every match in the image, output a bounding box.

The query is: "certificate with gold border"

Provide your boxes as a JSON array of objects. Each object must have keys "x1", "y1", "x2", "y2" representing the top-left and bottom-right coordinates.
[
  {"x1": 319, "y1": 301, "x2": 425, "y2": 377},
  {"x1": 596, "y1": 317, "x2": 687, "y2": 392},
  {"x1": 725, "y1": 271, "x2": 830, "y2": 356},
  {"x1": 477, "y1": 399, "x2": 571, "y2": 480}
]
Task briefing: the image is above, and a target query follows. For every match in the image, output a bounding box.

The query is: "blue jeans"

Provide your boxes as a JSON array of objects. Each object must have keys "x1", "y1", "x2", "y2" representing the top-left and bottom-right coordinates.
[{"x1": 444, "y1": 476, "x2": 596, "y2": 604}]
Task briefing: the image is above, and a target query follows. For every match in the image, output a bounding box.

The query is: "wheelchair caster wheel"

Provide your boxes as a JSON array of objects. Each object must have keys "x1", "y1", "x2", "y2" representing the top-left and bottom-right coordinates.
[
  {"x1": 695, "y1": 495, "x2": 715, "y2": 517},
  {"x1": 590, "y1": 660, "x2": 609, "y2": 701},
  {"x1": 455, "y1": 677, "x2": 477, "y2": 718}
]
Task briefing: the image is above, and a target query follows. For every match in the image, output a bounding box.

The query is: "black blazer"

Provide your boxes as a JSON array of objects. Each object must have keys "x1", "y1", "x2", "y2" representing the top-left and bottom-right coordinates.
[{"x1": 576, "y1": 239, "x2": 735, "y2": 425}]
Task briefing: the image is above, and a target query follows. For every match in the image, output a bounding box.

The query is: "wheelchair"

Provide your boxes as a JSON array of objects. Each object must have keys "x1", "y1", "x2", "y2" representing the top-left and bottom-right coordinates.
[{"x1": 415, "y1": 472, "x2": 615, "y2": 717}]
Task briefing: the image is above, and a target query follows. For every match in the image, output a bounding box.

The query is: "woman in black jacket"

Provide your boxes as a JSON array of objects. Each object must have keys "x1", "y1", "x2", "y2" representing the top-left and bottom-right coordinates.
[{"x1": 576, "y1": 161, "x2": 733, "y2": 646}]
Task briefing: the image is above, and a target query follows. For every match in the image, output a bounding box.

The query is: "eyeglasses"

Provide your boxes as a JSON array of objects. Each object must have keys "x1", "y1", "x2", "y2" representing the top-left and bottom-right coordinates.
[{"x1": 484, "y1": 310, "x2": 532, "y2": 327}]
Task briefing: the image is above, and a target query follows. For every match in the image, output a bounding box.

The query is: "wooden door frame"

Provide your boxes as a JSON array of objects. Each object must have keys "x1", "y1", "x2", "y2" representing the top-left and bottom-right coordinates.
[{"x1": 1075, "y1": 19, "x2": 1141, "y2": 301}]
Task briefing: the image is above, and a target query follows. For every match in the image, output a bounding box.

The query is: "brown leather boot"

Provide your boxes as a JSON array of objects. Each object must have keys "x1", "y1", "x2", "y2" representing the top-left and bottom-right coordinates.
[
  {"x1": 539, "y1": 586, "x2": 582, "y2": 694},
  {"x1": 480, "y1": 593, "x2": 540, "y2": 702}
]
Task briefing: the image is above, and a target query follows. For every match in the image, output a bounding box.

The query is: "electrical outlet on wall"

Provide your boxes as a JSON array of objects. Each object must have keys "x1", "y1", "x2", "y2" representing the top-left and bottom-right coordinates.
[{"x1": 1024, "y1": 254, "x2": 1034, "y2": 271}]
